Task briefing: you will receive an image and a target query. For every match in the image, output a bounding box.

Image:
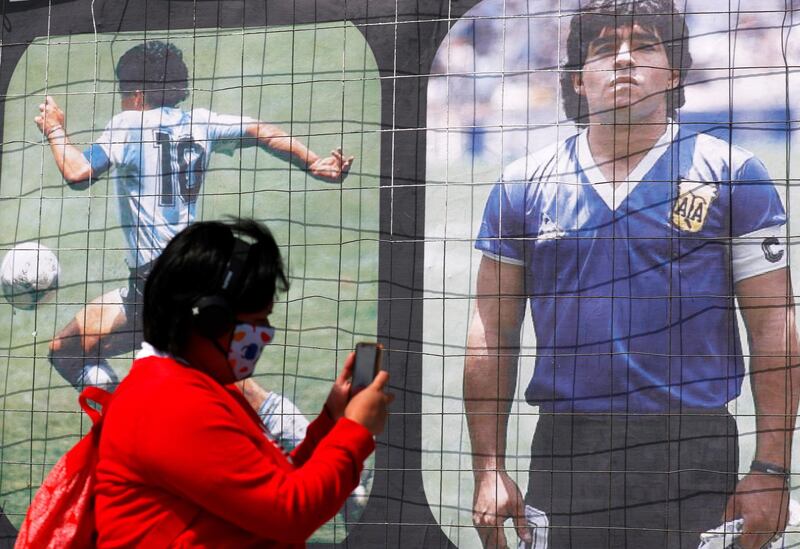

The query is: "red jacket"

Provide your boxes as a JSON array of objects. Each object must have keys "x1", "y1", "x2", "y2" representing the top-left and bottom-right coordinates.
[{"x1": 94, "y1": 355, "x2": 374, "y2": 547}]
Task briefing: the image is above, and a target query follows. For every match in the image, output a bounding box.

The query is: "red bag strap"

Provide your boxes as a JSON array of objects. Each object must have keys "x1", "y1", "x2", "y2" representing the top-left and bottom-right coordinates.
[{"x1": 78, "y1": 386, "x2": 113, "y2": 425}]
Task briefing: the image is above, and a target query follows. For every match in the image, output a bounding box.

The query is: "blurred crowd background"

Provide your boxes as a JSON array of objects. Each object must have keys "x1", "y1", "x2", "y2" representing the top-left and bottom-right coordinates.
[{"x1": 427, "y1": 0, "x2": 800, "y2": 166}]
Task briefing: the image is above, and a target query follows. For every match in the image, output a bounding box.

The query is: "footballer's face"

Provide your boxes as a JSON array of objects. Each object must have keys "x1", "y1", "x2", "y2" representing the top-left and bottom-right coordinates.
[
  {"x1": 120, "y1": 90, "x2": 147, "y2": 111},
  {"x1": 573, "y1": 22, "x2": 679, "y2": 124}
]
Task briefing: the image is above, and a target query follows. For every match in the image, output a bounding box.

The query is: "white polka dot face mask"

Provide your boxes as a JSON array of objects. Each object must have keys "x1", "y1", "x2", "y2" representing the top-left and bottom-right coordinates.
[{"x1": 227, "y1": 324, "x2": 275, "y2": 380}]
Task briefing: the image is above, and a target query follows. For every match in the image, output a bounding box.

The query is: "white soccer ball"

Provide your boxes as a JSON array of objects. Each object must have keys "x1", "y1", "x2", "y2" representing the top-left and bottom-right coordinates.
[{"x1": 1, "y1": 242, "x2": 60, "y2": 310}]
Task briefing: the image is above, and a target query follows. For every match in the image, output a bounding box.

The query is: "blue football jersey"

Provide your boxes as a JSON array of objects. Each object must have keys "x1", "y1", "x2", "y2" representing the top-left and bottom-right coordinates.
[
  {"x1": 83, "y1": 107, "x2": 256, "y2": 267},
  {"x1": 476, "y1": 125, "x2": 787, "y2": 413}
]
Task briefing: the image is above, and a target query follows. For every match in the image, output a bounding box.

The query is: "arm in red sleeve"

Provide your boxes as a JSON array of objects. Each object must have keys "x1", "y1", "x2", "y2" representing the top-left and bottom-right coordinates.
[
  {"x1": 135, "y1": 379, "x2": 374, "y2": 543},
  {"x1": 289, "y1": 409, "x2": 336, "y2": 465}
]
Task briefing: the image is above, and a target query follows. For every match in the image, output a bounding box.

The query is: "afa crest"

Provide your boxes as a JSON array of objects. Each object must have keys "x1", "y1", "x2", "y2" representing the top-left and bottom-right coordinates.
[{"x1": 672, "y1": 179, "x2": 719, "y2": 232}]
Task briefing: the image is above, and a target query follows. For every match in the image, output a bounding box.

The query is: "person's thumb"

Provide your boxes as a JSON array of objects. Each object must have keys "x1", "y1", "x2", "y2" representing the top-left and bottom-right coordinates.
[{"x1": 339, "y1": 352, "x2": 356, "y2": 382}]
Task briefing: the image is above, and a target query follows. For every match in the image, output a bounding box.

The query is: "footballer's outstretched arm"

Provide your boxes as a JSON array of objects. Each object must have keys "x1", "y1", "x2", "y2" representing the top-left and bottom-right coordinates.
[
  {"x1": 728, "y1": 266, "x2": 800, "y2": 549},
  {"x1": 34, "y1": 96, "x2": 93, "y2": 184},
  {"x1": 464, "y1": 256, "x2": 530, "y2": 549},
  {"x1": 245, "y1": 122, "x2": 353, "y2": 182}
]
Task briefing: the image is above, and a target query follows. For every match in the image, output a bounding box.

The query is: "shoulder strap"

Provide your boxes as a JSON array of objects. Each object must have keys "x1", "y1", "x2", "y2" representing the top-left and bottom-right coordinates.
[{"x1": 78, "y1": 386, "x2": 112, "y2": 426}]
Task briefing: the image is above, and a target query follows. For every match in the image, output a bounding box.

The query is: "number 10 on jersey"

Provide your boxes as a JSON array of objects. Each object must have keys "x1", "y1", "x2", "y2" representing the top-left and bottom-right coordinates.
[{"x1": 154, "y1": 131, "x2": 206, "y2": 206}]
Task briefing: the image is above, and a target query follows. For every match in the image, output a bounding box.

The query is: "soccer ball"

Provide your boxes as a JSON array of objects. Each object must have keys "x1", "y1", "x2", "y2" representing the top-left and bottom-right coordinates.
[{"x1": 1, "y1": 242, "x2": 60, "y2": 310}]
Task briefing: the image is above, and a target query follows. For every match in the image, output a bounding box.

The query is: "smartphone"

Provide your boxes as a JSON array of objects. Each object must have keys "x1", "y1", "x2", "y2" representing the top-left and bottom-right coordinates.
[{"x1": 350, "y1": 342, "x2": 383, "y2": 396}]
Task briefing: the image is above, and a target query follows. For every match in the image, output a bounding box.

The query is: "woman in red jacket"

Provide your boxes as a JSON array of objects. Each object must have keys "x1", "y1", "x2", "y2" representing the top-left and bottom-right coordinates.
[{"x1": 94, "y1": 219, "x2": 392, "y2": 547}]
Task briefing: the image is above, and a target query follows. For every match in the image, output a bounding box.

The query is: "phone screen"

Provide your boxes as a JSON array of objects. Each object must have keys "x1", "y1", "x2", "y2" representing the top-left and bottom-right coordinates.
[{"x1": 352, "y1": 342, "x2": 380, "y2": 394}]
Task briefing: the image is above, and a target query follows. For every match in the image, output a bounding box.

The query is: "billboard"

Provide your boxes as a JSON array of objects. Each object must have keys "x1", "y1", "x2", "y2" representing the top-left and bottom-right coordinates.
[{"x1": 0, "y1": 0, "x2": 798, "y2": 547}]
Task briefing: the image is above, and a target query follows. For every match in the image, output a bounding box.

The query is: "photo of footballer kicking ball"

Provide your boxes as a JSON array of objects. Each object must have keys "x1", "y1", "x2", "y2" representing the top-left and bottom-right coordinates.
[
  {"x1": 35, "y1": 40, "x2": 352, "y2": 394},
  {"x1": 32, "y1": 37, "x2": 370, "y2": 505},
  {"x1": 1, "y1": 22, "x2": 380, "y2": 542}
]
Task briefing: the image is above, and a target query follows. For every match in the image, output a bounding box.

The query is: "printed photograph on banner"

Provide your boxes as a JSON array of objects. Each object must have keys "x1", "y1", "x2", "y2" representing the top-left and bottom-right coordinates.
[
  {"x1": 0, "y1": 24, "x2": 380, "y2": 542},
  {"x1": 424, "y1": 1, "x2": 800, "y2": 547}
]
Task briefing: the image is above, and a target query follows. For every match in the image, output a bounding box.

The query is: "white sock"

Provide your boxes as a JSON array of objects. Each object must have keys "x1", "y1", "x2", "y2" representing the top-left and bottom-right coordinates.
[
  {"x1": 77, "y1": 361, "x2": 119, "y2": 390},
  {"x1": 257, "y1": 392, "x2": 310, "y2": 451}
]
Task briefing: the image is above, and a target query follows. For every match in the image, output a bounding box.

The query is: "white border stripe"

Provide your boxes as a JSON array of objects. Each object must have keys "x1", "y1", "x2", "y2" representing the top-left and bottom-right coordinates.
[{"x1": 577, "y1": 121, "x2": 677, "y2": 211}]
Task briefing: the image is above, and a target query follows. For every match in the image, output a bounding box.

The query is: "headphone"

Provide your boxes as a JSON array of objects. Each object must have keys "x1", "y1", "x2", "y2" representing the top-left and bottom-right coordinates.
[{"x1": 191, "y1": 236, "x2": 253, "y2": 338}]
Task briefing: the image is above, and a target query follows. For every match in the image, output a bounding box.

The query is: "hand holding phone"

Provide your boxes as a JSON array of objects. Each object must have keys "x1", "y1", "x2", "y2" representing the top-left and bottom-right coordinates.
[
  {"x1": 350, "y1": 342, "x2": 383, "y2": 398},
  {"x1": 345, "y1": 369, "x2": 393, "y2": 436}
]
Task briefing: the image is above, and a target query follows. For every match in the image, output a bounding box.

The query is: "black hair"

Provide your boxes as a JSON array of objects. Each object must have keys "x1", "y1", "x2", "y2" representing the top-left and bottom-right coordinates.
[
  {"x1": 115, "y1": 41, "x2": 189, "y2": 108},
  {"x1": 143, "y1": 219, "x2": 289, "y2": 356},
  {"x1": 561, "y1": 0, "x2": 693, "y2": 125}
]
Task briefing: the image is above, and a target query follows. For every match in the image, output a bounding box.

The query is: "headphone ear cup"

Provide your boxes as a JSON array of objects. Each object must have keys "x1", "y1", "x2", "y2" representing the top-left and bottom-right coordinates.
[{"x1": 192, "y1": 295, "x2": 234, "y2": 338}]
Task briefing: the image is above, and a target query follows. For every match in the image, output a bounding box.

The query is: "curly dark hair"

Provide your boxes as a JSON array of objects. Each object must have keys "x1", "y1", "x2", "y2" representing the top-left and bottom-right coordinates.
[
  {"x1": 561, "y1": 0, "x2": 693, "y2": 125},
  {"x1": 115, "y1": 41, "x2": 189, "y2": 108}
]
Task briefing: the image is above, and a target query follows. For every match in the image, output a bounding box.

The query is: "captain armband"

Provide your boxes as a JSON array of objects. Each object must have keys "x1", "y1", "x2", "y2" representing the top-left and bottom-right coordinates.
[{"x1": 731, "y1": 225, "x2": 788, "y2": 283}]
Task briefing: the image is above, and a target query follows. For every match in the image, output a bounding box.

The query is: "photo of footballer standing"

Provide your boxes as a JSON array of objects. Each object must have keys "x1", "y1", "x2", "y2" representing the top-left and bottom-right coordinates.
[
  {"x1": 421, "y1": 0, "x2": 800, "y2": 547},
  {"x1": 463, "y1": 1, "x2": 797, "y2": 548}
]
